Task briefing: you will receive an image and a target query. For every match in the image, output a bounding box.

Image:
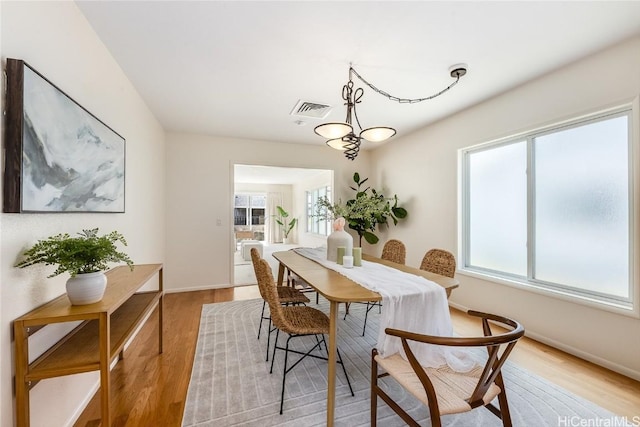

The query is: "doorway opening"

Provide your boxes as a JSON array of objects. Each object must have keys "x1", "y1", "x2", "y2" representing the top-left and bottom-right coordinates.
[{"x1": 232, "y1": 164, "x2": 333, "y2": 286}]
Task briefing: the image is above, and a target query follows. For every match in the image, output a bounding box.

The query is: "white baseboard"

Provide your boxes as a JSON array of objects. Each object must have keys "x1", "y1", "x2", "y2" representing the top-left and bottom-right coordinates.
[
  {"x1": 63, "y1": 355, "x2": 123, "y2": 427},
  {"x1": 448, "y1": 301, "x2": 640, "y2": 381},
  {"x1": 64, "y1": 380, "x2": 100, "y2": 427}
]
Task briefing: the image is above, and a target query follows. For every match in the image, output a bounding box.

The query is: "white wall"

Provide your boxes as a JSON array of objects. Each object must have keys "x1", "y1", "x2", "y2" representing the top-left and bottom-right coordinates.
[
  {"x1": 371, "y1": 36, "x2": 640, "y2": 379},
  {"x1": 0, "y1": 2, "x2": 166, "y2": 426},
  {"x1": 165, "y1": 132, "x2": 369, "y2": 291}
]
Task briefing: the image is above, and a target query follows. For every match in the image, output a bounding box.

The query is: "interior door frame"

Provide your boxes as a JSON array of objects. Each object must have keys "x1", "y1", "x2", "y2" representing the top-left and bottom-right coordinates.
[{"x1": 229, "y1": 161, "x2": 334, "y2": 286}]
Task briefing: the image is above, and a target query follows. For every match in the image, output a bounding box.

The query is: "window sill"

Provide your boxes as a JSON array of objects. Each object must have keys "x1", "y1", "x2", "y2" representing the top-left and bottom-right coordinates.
[{"x1": 457, "y1": 268, "x2": 639, "y2": 319}]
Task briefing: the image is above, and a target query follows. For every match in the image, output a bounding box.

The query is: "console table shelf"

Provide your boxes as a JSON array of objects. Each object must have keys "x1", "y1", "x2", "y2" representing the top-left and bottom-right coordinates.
[{"x1": 13, "y1": 263, "x2": 163, "y2": 427}]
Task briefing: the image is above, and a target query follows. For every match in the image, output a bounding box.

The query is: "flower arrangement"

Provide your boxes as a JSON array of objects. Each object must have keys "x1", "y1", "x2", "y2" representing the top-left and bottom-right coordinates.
[
  {"x1": 15, "y1": 228, "x2": 134, "y2": 277},
  {"x1": 316, "y1": 172, "x2": 408, "y2": 245}
]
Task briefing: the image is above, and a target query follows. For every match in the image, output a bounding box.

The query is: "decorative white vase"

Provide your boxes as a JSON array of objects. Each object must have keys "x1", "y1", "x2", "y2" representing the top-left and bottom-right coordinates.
[
  {"x1": 327, "y1": 229, "x2": 353, "y2": 262},
  {"x1": 66, "y1": 272, "x2": 108, "y2": 305},
  {"x1": 282, "y1": 237, "x2": 289, "y2": 245}
]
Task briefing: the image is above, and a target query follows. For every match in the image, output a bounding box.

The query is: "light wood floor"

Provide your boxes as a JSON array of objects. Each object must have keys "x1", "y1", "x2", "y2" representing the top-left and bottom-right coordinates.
[{"x1": 73, "y1": 287, "x2": 640, "y2": 426}]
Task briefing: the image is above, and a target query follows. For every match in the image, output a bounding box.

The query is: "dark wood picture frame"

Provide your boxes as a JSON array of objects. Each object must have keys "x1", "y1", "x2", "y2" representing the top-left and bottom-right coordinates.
[{"x1": 3, "y1": 58, "x2": 125, "y2": 213}]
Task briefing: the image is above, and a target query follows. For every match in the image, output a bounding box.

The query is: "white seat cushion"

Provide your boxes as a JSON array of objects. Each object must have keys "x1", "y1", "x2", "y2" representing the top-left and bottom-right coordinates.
[{"x1": 375, "y1": 353, "x2": 501, "y2": 415}]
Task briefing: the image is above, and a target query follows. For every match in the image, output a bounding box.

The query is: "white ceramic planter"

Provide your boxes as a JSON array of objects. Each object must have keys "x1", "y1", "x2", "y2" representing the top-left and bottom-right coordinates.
[
  {"x1": 327, "y1": 229, "x2": 353, "y2": 262},
  {"x1": 66, "y1": 271, "x2": 107, "y2": 305}
]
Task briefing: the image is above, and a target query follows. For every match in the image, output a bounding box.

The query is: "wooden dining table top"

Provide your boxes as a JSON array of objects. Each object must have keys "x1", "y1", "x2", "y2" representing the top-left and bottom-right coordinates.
[{"x1": 271, "y1": 250, "x2": 459, "y2": 301}]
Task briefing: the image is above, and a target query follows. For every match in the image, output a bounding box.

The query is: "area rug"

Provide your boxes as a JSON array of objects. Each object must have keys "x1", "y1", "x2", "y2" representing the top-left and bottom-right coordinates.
[{"x1": 182, "y1": 299, "x2": 626, "y2": 426}]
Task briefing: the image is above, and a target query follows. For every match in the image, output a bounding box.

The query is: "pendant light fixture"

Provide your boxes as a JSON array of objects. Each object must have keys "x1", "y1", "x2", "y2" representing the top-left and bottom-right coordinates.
[{"x1": 315, "y1": 65, "x2": 467, "y2": 160}]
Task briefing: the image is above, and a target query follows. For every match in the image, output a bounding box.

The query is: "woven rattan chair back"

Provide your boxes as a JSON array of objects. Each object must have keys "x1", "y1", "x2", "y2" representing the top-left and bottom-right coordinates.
[
  {"x1": 250, "y1": 247, "x2": 267, "y2": 298},
  {"x1": 420, "y1": 248, "x2": 456, "y2": 278},
  {"x1": 381, "y1": 239, "x2": 406, "y2": 265},
  {"x1": 256, "y1": 258, "x2": 291, "y2": 332}
]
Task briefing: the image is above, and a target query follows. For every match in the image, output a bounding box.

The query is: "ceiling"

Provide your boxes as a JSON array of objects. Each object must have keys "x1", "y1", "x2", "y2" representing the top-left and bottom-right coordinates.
[{"x1": 76, "y1": 1, "x2": 640, "y2": 149}]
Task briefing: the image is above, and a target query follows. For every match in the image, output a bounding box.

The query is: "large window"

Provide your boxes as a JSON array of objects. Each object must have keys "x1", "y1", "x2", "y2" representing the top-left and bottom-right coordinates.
[
  {"x1": 307, "y1": 186, "x2": 332, "y2": 236},
  {"x1": 234, "y1": 194, "x2": 266, "y2": 226},
  {"x1": 462, "y1": 109, "x2": 633, "y2": 308}
]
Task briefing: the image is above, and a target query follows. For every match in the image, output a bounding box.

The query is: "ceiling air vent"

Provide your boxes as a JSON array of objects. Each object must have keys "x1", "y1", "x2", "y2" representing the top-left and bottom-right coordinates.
[{"x1": 290, "y1": 100, "x2": 332, "y2": 119}]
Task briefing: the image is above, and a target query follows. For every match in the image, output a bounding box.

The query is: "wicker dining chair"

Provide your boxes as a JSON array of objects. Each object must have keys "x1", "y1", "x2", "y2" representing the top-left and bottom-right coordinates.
[
  {"x1": 250, "y1": 248, "x2": 309, "y2": 361},
  {"x1": 256, "y1": 258, "x2": 354, "y2": 414},
  {"x1": 359, "y1": 239, "x2": 408, "y2": 336},
  {"x1": 381, "y1": 239, "x2": 407, "y2": 264},
  {"x1": 371, "y1": 311, "x2": 525, "y2": 426},
  {"x1": 420, "y1": 249, "x2": 456, "y2": 278}
]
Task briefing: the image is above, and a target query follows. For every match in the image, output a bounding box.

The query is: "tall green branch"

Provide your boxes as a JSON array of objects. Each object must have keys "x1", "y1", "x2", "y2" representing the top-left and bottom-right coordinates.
[{"x1": 315, "y1": 173, "x2": 408, "y2": 246}]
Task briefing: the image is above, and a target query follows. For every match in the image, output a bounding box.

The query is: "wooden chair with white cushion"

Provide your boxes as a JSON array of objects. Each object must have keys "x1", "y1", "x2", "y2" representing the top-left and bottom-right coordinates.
[{"x1": 371, "y1": 311, "x2": 524, "y2": 427}]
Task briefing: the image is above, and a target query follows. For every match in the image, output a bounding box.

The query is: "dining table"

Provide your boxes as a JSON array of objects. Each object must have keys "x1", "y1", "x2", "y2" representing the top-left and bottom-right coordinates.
[{"x1": 272, "y1": 250, "x2": 459, "y2": 427}]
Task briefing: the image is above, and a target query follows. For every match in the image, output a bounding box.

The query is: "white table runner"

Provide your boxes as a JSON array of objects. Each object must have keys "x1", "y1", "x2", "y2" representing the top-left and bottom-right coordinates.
[{"x1": 294, "y1": 247, "x2": 474, "y2": 371}]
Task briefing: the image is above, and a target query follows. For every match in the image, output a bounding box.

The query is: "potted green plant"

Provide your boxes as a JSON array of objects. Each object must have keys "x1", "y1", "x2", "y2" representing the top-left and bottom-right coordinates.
[
  {"x1": 316, "y1": 172, "x2": 408, "y2": 246},
  {"x1": 275, "y1": 206, "x2": 297, "y2": 244},
  {"x1": 15, "y1": 228, "x2": 134, "y2": 305}
]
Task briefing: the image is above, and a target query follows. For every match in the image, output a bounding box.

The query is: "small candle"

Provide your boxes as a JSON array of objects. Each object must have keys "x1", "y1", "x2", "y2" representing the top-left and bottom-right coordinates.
[
  {"x1": 343, "y1": 255, "x2": 354, "y2": 268},
  {"x1": 353, "y1": 247, "x2": 362, "y2": 266},
  {"x1": 337, "y1": 246, "x2": 346, "y2": 265}
]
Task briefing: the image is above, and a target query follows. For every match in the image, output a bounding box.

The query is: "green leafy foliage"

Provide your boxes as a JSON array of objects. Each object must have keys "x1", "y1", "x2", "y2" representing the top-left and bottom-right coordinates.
[
  {"x1": 15, "y1": 228, "x2": 134, "y2": 277},
  {"x1": 315, "y1": 173, "x2": 409, "y2": 245},
  {"x1": 275, "y1": 206, "x2": 297, "y2": 238}
]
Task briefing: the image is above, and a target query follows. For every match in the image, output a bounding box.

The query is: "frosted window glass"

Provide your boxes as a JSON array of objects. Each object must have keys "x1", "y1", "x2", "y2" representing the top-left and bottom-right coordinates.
[
  {"x1": 307, "y1": 186, "x2": 332, "y2": 236},
  {"x1": 234, "y1": 194, "x2": 249, "y2": 207},
  {"x1": 468, "y1": 141, "x2": 527, "y2": 275},
  {"x1": 251, "y1": 195, "x2": 266, "y2": 208},
  {"x1": 534, "y1": 116, "x2": 629, "y2": 298}
]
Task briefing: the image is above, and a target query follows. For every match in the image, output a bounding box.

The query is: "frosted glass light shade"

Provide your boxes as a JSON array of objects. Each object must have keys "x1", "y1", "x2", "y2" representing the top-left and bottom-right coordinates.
[
  {"x1": 360, "y1": 126, "x2": 396, "y2": 142},
  {"x1": 326, "y1": 138, "x2": 348, "y2": 151},
  {"x1": 315, "y1": 122, "x2": 352, "y2": 139}
]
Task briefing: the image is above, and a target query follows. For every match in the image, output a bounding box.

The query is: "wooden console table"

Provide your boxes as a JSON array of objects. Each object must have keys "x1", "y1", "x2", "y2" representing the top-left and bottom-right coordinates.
[{"x1": 13, "y1": 263, "x2": 163, "y2": 427}]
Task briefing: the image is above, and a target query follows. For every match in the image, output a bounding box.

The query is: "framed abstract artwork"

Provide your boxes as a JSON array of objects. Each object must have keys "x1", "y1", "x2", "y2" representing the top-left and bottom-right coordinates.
[{"x1": 3, "y1": 58, "x2": 125, "y2": 213}]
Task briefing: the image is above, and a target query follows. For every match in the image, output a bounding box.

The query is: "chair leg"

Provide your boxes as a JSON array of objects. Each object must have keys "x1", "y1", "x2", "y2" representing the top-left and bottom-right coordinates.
[
  {"x1": 362, "y1": 301, "x2": 379, "y2": 336},
  {"x1": 258, "y1": 300, "x2": 266, "y2": 339},
  {"x1": 318, "y1": 335, "x2": 353, "y2": 396},
  {"x1": 371, "y1": 348, "x2": 426, "y2": 427},
  {"x1": 362, "y1": 302, "x2": 370, "y2": 336},
  {"x1": 495, "y1": 373, "x2": 513, "y2": 427},
  {"x1": 336, "y1": 345, "x2": 354, "y2": 397},
  {"x1": 279, "y1": 336, "x2": 293, "y2": 414},
  {"x1": 314, "y1": 334, "x2": 324, "y2": 352},
  {"x1": 371, "y1": 349, "x2": 378, "y2": 427},
  {"x1": 266, "y1": 318, "x2": 273, "y2": 361},
  {"x1": 269, "y1": 329, "x2": 280, "y2": 373},
  {"x1": 343, "y1": 302, "x2": 351, "y2": 320},
  {"x1": 272, "y1": 333, "x2": 352, "y2": 414}
]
